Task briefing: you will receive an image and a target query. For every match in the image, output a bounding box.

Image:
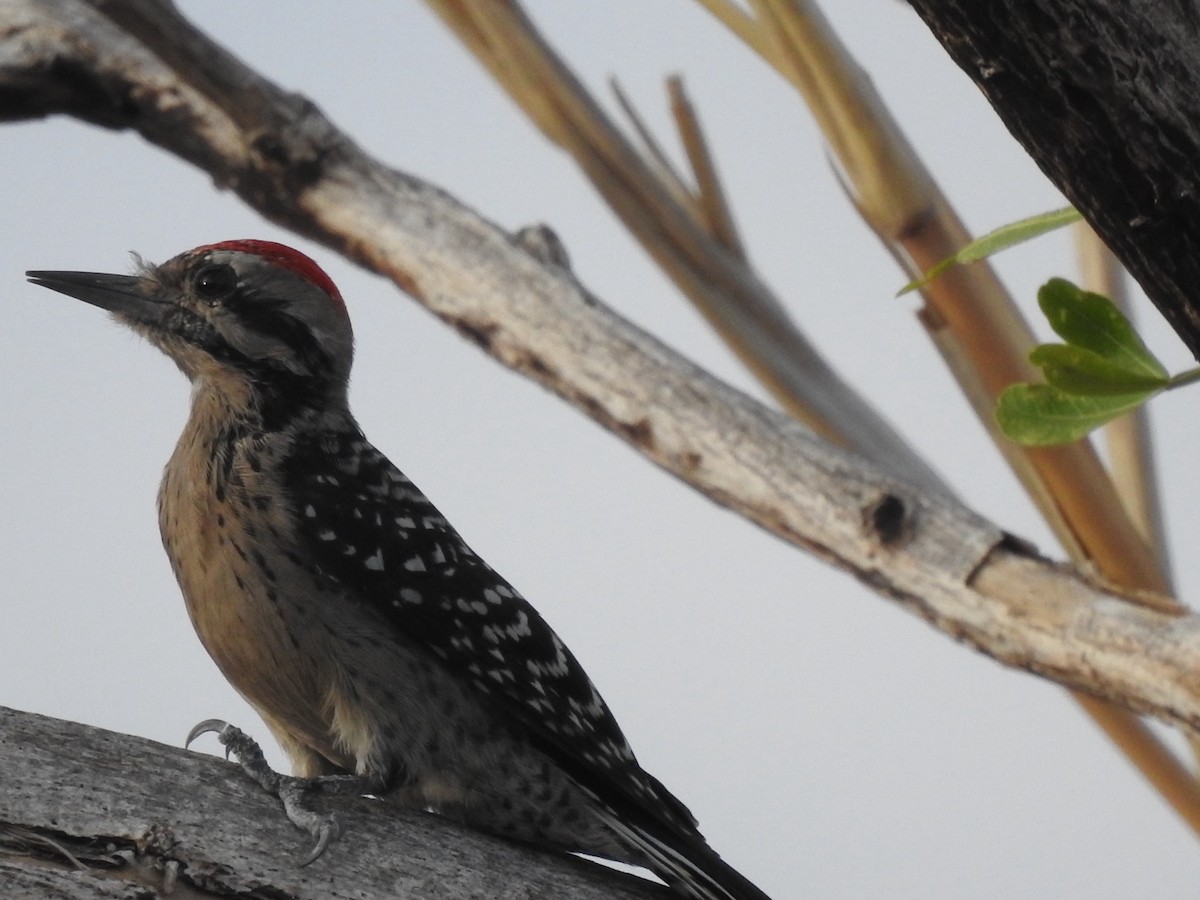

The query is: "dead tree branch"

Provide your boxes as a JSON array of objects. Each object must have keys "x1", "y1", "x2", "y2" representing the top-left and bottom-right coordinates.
[{"x1": 0, "y1": 705, "x2": 663, "y2": 899}]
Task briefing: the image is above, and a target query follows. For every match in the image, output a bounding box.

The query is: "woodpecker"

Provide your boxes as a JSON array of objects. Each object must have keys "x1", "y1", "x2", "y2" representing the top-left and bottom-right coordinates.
[{"x1": 28, "y1": 241, "x2": 772, "y2": 900}]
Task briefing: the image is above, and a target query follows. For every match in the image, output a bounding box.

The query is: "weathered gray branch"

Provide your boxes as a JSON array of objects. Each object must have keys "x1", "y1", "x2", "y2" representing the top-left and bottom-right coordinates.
[
  {"x1": 906, "y1": 0, "x2": 1200, "y2": 359},
  {"x1": 0, "y1": 705, "x2": 664, "y2": 899}
]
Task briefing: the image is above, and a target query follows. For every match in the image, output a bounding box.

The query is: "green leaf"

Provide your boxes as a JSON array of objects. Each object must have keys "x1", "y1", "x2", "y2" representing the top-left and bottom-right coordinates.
[
  {"x1": 899, "y1": 207, "x2": 1081, "y2": 295},
  {"x1": 1028, "y1": 344, "x2": 1169, "y2": 395},
  {"x1": 997, "y1": 276, "x2": 1173, "y2": 444},
  {"x1": 955, "y1": 207, "x2": 1083, "y2": 264},
  {"x1": 995, "y1": 383, "x2": 1159, "y2": 446},
  {"x1": 1036, "y1": 279, "x2": 1168, "y2": 380}
]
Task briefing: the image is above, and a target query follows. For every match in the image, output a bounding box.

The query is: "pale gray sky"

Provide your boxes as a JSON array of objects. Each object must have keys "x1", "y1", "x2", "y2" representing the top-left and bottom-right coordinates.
[{"x1": 5, "y1": 4, "x2": 1200, "y2": 898}]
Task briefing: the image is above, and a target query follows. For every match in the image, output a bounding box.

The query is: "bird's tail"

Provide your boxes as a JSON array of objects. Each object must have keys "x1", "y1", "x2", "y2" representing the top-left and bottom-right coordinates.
[{"x1": 596, "y1": 808, "x2": 773, "y2": 900}]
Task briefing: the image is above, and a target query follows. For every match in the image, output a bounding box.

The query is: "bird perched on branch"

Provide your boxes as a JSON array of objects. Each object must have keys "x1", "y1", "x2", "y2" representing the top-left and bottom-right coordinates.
[{"x1": 28, "y1": 240, "x2": 772, "y2": 900}]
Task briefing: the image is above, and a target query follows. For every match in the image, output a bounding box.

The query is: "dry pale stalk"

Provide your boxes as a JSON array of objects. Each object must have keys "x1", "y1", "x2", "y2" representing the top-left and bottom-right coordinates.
[
  {"x1": 666, "y1": 75, "x2": 747, "y2": 261},
  {"x1": 1074, "y1": 222, "x2": 1196, "y2": 768},
  {"x1": 427, "y1": 0, "x2": 947, "y2": 496}
]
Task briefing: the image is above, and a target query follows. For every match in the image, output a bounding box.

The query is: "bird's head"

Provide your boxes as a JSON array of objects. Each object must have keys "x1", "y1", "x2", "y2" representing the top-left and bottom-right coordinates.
[{"x1": 29, "y1": 240, "x2": 354, "y2": 421}]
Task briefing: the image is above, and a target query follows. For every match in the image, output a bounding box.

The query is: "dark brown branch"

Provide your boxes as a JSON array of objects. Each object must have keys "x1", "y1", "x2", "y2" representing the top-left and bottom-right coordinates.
[
  {"x1": 0, "y1": 705, "x2": 663, "y2": 899},
  {"x1": 906, "y1": 0, "x2": 1200, "y2": 359}
]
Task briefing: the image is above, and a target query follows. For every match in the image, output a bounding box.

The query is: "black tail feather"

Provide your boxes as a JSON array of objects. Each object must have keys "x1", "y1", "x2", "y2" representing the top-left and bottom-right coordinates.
[{"x1": 596, "y1": 808, "x2": 773, "y2": 900}]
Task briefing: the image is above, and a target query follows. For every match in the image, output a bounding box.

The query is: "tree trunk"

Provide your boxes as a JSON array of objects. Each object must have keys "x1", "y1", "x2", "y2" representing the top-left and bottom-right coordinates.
[{"x1": 906, "y1": 0, "x2": 1200, "y2": 358}]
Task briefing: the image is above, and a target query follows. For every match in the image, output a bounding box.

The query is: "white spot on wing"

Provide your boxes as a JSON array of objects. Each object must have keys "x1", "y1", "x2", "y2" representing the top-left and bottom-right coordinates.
[{"x1": 504, "y1": 610, "x2": 532, "y2": 638}]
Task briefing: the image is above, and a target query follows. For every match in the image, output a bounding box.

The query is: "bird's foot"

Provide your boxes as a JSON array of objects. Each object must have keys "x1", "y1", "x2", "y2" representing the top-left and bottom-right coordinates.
[{"x1": 186, "y1": 718, "x2": 372, "y2": 865}]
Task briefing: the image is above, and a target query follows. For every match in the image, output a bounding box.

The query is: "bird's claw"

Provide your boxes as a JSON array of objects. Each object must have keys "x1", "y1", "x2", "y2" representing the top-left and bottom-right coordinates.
[
  {"x1": 184, "y1": 717, "x2": 343, "y2": 865},
  {"x1": 297, "y1": 803, "x2": 342, "y2": 867},
  {"x1": 273, "y1": 776, "x2": 343, "y2": 866},
  {"x1": 185, "y1": 718, "x2": 236, "y2": 758}
]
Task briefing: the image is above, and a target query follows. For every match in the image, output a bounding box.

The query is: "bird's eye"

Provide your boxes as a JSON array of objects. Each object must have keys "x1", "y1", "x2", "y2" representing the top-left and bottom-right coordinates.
[{"x1": 193, "y1": 264, "x2": 239, "y2": 303}]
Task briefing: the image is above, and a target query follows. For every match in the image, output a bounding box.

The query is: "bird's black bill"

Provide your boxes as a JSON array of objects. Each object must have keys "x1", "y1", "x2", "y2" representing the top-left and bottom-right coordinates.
[{"x1": 26, "y1": 270, "x2": 152, "y2": 315}]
